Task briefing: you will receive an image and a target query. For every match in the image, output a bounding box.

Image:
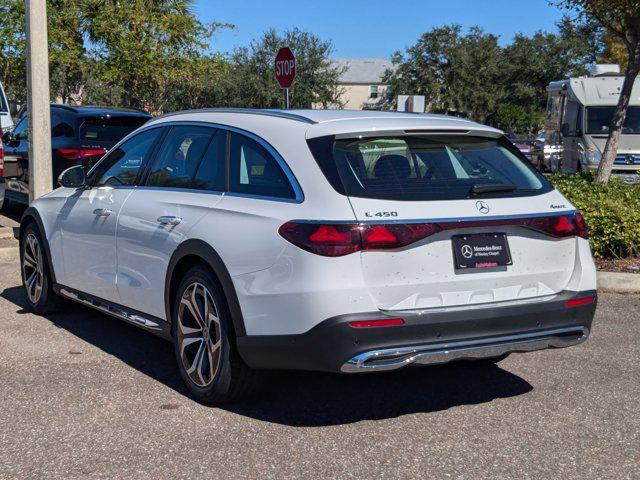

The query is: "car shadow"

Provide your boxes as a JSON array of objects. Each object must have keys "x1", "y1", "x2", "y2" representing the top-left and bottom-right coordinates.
[
  {"x1": 1, "y1": 200, "x2": 26, "y2": 224},
  {"x1": 2, "y1": 285, "x2": 533, "y2": 427}
]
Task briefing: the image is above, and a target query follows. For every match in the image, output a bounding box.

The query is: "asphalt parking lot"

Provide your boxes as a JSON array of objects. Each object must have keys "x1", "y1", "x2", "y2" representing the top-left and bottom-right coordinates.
[{"x1": 0, "y1": 262, "x2": 638, "y2": 479}]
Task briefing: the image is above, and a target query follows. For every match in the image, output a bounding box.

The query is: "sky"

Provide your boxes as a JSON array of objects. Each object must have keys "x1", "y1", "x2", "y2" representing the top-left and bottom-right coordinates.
[{"x1": 194, "y1": 0, "x2": 567, "y2": 58}]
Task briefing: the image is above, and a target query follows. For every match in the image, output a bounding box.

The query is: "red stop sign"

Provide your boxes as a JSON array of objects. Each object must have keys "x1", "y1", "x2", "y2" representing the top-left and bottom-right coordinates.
[{"x1": 274, "y1": 47, "x2": 296, "y2": 89}]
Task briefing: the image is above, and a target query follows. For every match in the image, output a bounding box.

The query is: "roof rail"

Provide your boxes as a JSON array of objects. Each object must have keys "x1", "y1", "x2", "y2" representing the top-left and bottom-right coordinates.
[
  {"x1": 50, "y1": 104, "x2": 79, "y2": 113},
  {"x1": 154, "y1": 108, "x2": 317, "y2": 125}
]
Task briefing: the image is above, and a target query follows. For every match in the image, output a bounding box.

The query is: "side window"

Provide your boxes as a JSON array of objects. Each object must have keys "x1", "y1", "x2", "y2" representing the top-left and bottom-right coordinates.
[
  {"x1": 146, "y1": 126, "x2": 214, "y2": 189},
  {"x1": 12, "y1": 117, "x2": 28, "y2": 140},
  {"x1": 576, "y1": 106, "x2": 583, "y2": 134},
  {"x1": 192, "y1": 130, "x2": 226, "y2": 191},
  {"x1": 51, "y1": 113, "x2": 74, "y2": 138},
  {"x1": 94, "y1": 128, "x2": 161, "y2": 187},
  {"x1": 229, "y1": 132, "x2": 295, "y2": 199}
]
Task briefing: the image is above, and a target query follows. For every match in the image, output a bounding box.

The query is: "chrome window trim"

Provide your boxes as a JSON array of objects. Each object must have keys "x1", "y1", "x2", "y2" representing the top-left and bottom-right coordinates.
[
  {"x1": 85, "y1": 124, "x2": 168, "y2": 180},
  {"x1": 91, "y1": 120, "x2": 304, "y2": 204},
  {"x1": 287, "y1": 210, "x2": 579, "y2": 225},
  {"x1": 224, "y1": 191, "x2": 302, "y2": 204},
  {"x1": 134, "y1": 185, "x2": 225, "y2": 197}
]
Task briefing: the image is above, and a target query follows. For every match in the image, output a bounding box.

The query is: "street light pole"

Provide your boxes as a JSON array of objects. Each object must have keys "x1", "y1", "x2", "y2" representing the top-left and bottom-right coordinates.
[{"x1": 25, "y1": 0, "x2": 53, "y2": 203}]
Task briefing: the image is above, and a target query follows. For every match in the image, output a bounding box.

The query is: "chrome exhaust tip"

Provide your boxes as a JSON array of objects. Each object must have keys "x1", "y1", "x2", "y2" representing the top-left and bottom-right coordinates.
[{"x1": 341, "y1": 327, "x2": 589, "y2": 373}]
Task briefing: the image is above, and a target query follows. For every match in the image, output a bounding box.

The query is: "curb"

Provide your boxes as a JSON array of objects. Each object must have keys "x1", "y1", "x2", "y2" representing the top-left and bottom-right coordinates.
[
  {"x1": 597, "y1": 271, "x2": 640, "y2": 293},
  {"x1": 0, "y1": 245, "x2": 19, "y2": 263}
]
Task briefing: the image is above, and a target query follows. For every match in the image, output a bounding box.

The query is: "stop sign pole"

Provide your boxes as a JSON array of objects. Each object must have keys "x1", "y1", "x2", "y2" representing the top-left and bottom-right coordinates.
[{"x1": 274, "y1": 47, "x2": 296, "y2": 109}]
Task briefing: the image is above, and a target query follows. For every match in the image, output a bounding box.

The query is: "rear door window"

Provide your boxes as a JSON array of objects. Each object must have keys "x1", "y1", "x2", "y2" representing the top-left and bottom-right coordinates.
[
  {"x1": 192, "y1": 130, "x2": 226, "y2": 192},
  {"x1": 51, "y1": 113, "x2": 75, "y2": 138},
  {"x1": 146, "y1": 126, "x2": 215, "y2": 189},
  {"x1": 229, "y1": 132, "x2": 295, "y2": 199},
  {"x1": 308, "y1": 135, "x2": 550, "y2": 201},
  {"x1": 79, "y1": 115, "x2": 149, "y2": 142}
]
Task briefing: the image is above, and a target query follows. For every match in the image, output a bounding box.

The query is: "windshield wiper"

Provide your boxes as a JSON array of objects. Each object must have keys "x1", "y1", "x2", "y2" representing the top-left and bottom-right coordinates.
[{"x1": 469, "y1": 183, "x2": 518, "y2": 195}]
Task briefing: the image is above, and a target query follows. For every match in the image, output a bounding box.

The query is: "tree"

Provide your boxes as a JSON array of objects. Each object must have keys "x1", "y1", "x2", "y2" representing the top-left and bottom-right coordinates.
[
  {"x1": 384, "y1": 26, "x2": 505, "y2": 122},
  {"x1": 0, "y1": 1, "x2": 26, "y2": 103},
  {"x1": 213, "y1": 28, "x2": 344, "y2": 109},
  {"x1": 48, "y1": 0, "x2": 88, "y2": 104},
  {"x1": 557, "y1": 0, "x2": 640, "y2": 183},
  {"x1": 502, "y1": 19, "x2": 597, "y2": 111},
  {"x1": 83, "y1": 0, "x2": 224, "y2": 112},
  {"x1": 0, "y1": 0, "x2": 92, "y2": 105},
  {"x1": 494, "y1": 103, "x2": 544, "y2": 135}
]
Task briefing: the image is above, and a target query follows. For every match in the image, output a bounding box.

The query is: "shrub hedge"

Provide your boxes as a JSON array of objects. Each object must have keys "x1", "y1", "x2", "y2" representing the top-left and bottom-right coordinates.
[{"x1": 549, "y1": 171, "x2": 640, "y2": 259}]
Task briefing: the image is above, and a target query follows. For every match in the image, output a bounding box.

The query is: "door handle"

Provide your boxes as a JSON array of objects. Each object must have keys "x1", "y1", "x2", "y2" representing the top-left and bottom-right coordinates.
[
  {"x1": 157, "y1": 216, "x2": 182, "y2": 226},
  {"x1": 93, "y1": 208, "x2": 113, "y2": 217}
]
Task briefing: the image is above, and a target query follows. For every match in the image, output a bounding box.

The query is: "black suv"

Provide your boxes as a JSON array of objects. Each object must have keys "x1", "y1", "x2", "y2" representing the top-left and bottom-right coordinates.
[{"x1": 1, "y1": 105, "x2": 151, "y2": 205}]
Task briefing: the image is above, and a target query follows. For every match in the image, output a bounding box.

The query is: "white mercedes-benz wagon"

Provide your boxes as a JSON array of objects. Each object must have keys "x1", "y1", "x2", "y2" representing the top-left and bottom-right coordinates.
[{"x1": 20, "y1": 109, "x2": 597, "y2": 403}]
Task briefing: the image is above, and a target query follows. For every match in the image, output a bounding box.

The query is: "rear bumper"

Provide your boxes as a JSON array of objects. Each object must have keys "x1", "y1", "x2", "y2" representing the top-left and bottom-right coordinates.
[{"x1": 237, "y1": 290, "x2": 597, "y2": 373}]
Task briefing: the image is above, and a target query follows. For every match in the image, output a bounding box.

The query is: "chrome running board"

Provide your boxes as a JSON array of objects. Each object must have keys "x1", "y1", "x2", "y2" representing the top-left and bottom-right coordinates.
[
  {"x1": 58, "y1": 287, "x2": 165, "y2": 333},
  {"x1": 341, "y1": 326, "x2": 589, "y2": 373}
]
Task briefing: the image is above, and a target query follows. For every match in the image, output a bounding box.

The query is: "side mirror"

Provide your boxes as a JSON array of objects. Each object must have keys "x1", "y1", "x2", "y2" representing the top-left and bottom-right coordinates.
[{"x1": 58, "y1": 165, "x2": 86, "y2": 189}]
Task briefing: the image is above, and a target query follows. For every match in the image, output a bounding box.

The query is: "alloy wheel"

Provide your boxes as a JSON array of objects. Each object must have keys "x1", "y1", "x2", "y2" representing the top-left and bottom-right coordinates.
[
  {"x1": 22, "y1": 233, "x2": 44, "y2": 304},
  {"x1": 177, "y1": 282, "x2": 222, "y2": 387}
]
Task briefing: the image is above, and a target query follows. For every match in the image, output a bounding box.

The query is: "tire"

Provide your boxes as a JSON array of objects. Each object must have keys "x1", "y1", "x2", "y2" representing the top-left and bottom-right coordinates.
[
  {"x1": 20, "y1": 223, "x2": 63, "y2": 314},
  {"x1": 172, "y1": 265, "x2": 259, "y2": 404}
]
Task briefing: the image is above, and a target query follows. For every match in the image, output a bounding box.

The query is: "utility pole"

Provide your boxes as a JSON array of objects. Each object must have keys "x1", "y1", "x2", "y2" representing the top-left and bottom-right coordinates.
[{"x1": 25, "y1": 0, "x2": 53, "y2": 203}]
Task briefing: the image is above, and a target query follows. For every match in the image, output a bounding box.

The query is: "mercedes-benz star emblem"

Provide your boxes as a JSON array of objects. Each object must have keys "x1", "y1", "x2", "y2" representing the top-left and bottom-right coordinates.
[
  {"x1": 461, "y1": 244, "x2": 473, "y2": 259},
  {"x1": 626, "y1": 155, "x2": 635, "y2": 165},
  {"x1": 476, "y1": 201, "x2": 490, "y2": 214}
]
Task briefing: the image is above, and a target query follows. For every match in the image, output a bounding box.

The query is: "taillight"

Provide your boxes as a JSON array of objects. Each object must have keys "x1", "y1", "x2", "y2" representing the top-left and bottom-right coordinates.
[
  {"x1": 361, "y1": 223, "x2": 442, "y2": 250},
  {"x1": 526, "y1": 213, "x2": 588, "y2": 239},
  {"x1": 57, "y1": 148, "x2": 106, "y2": 161},
  {"x1": 566, "y1": 296, "x2": 596, "y2": 308},
  {"x1": 278, "y1": 222, "x2": 441, "y2": 257},
  {"x1": 279, "y1": 213, "x2": 589, "y2": 257},
  {"x1": 0, "y1": 142, "x2": 3, "y2": 177},
  {"x1": 278, "y1": 222, "x2": 362, "y2": 257},
  {"x1": 349, "y1": 318, "x2": 405, "y2": 328}
]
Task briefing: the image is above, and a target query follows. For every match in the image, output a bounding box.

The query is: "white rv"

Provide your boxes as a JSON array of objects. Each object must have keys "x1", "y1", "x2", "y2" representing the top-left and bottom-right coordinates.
[
  {"x1": 545, "y1": 64, "x2": 640, "y2": 183},
  {"x1": 0, "y1": 82, "x2": 13, "y2": 133}
]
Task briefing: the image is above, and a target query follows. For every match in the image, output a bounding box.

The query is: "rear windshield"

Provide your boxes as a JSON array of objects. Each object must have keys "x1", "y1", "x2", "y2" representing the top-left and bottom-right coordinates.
[
  {"x1": 79, "y1": 115, "x2": 149, "y2": 142},
  {"x1": 307, "y1": 135, "x2": 551, "y2": 201}
]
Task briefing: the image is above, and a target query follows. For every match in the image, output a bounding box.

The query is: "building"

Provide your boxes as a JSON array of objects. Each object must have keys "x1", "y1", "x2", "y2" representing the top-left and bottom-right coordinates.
[{"x1": 331, "y1": 58, "x2": 394, "y2": 110}]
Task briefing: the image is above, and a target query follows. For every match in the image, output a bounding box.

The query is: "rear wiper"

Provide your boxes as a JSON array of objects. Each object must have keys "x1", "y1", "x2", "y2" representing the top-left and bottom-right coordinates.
[{"x1": 469, "y1": 183, "x2": 518, "y2": 195}]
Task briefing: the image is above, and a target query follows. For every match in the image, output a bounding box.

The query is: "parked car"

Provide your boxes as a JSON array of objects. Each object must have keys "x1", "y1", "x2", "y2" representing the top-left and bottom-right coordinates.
[
  {"x1": 0, "y1": 81, "x2": 13, "y2": 134},
  {"x1": 20, "y1": 109, "x2": 597, "y2": 404},
  {"x1": 1, "y1": 105, "x2": 151, "y2": 206},
  {"x1": 529, "y1": 132, "x2": 546, "y2": 171},
  {"x1": 506, "y1": 134, "x2": 537, "y2": 162}
]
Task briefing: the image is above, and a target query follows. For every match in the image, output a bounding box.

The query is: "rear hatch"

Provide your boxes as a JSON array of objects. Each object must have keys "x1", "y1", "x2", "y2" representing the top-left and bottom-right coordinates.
[
  {"x1": 308, "y1": 132, "x2": 584, "y2": 311},
  {"x1": 75, "y1": 114, "x2": 150, "y2": 168}
]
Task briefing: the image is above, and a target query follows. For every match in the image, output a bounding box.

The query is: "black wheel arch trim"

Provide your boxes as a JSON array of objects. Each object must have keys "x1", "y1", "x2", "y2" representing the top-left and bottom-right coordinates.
[
  {"x1": 20, "y1": 207, "x2": 57, "y2": 284},
  {"x1": 165, "y1": 239, "x2": 247, "y2": 338}
]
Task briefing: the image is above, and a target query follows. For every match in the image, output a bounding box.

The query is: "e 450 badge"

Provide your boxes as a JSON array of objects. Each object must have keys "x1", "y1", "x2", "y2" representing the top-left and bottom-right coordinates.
[{"x1": 365, "y1": 211, "x2": 398, "y2": 218}]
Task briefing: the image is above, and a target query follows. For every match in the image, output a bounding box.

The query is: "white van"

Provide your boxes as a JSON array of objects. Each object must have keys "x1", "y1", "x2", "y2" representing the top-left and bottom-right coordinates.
[
  {"x1": 544, "y1": 64, "x2": 640, "y2": 183},
  {"x1": 0, "y1": 82, "x2": 13, "y2": 133}
]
